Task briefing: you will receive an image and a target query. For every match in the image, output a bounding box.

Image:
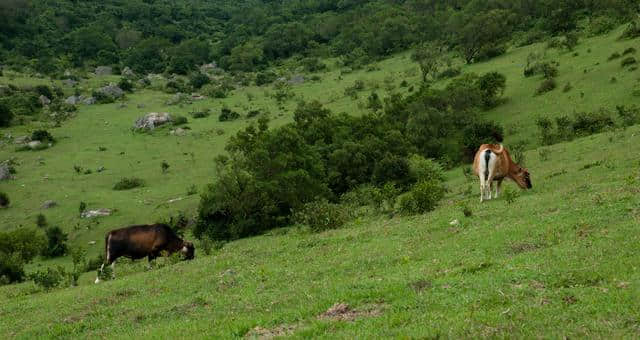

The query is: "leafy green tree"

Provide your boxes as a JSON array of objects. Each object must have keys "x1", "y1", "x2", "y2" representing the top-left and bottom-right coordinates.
[
  {"x1": 453, "y1": 9, "x2": 515, "y2": 64},
  {"x1": 66, "y1": 27, "x2": 117, "y2": 65},
  {"x1": 411, "y1": 42, "x2": 442, "y2": 84},
  {"x1": 125, "y1": 38, "x2": 170, "y2": 74},
  {"x1": 477, "y1": 72, "x2": 507, "y2": 109}
]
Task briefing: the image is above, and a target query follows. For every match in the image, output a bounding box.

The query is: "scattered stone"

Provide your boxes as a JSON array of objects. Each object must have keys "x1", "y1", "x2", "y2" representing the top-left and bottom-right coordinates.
[
  {"x1": 97, "y1": 84, "x2": 124, "y2": 99},
  {"x1": 167, "y1": 197, "x2": 184, "y2": 203},
  {"x1": 133, "y1": 112, "x2": 173, "y2": 130},
  {"x1": 170, "y1": 128, "x2": 187, "y2": 136},
  {"x1": 288, "y1": 74, "x2": 305, "y2": 85},
  {"x1": 28, "y1": 140, "x2": 42, "y2": 149},
  {"x1": 81, "y1": 208, "x2": 112, "y2": 218},
  {"x1": 191, "y1": 94, "x2": 206, "y2": 101},
  {"x1": 41, "y1": 200, "x2": 57, "y2": 209},
  {"x1": 199, "y1": 62, "x2": 217, "y2": 74},
  {"x1": 63, "y1": 70, "x2": 72, "y2": 77},
  {"x1": 95, "y1": 66, "x2": 113, "y2": 76},
  {"x1": 0, "y1": 164, "x2": 12, "y2": 181},
  {"x1": 276, "y1": 77, "x2": 287, "y2": 82},
  {"x1": 121, "y1": 66, "x2": 134, "y2": 77},
  {"x1": 62, "y1": 79, "x2": 78, "y2": 87},
  {"x1": 88, "y1": 241, "x2": 96, "y2": 245},
  {"x1": 449, "y1": 219, "x2": 460, "y2": 227},
  {"x1": 14, "y1": 135, "x2": 30, "y2": 144},
  {"x1": 137, "y1": 103, "x2": 146, "y2": 109},
  {"x1": 82, "y1": 97, "x2": 96, "y2": 105},
  {"x1": 97, "y1": 166, "x2": 105, "y2": 172},
  {"x1": 39, "y1": 95, "x2": 51, "y2": 106},
  {"x1": 165, "y1": 92, "x2": 190, "y2": 105},
  {"x1": 65, "y1": 96, "x2": 80, "y2": 105}
]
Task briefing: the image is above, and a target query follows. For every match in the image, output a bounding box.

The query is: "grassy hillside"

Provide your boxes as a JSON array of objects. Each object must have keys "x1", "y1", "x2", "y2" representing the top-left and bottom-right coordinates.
[{"x1": 1, "y1": 25, "x2": 639, "y2": 337}]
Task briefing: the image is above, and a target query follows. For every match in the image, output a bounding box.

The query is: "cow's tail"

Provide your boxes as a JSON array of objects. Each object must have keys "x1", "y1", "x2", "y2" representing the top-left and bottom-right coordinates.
[{"x1": 484, "y1": 149, "x2": 491, "y2": 181}]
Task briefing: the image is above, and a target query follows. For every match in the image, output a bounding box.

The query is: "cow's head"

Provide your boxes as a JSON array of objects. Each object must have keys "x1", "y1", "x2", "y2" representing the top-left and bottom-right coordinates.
[
  {"x1": 513, "y1": 166, "x2": 532, "y2": 189},
  {"x1": 181, "y1": 241, "x2": 195, "y2": 260}
]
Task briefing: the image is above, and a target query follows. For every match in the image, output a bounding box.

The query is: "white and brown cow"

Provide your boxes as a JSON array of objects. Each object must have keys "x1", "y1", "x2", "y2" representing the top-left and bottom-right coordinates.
[
  {"x1": 95, "y1": 223, "x2": 194, "y2": 283},
  {"x1": 472, "y1": 144, "x2": 531, "y2": 202}
]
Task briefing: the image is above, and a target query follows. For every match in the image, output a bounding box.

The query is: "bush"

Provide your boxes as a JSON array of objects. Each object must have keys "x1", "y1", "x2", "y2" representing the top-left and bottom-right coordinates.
[
  {"x1": 616, "y1": 105, "x2": 640, "y2": 127},
  {"x1": 189, "y1": 73, "x2": 210, "y2": 89},
  {"x1": 190, "y1": 109, "x2": 210, "y2": 118},
  {"x1": 161, "y1": 160, "x2": 170, "y2": 174},
  {"x1": 438, "y1": 67, "x2": 461, "y2": 79},
  {"x1": 31, "y1": 129, "x2": 54, "y2": 143},
  {"x1": 0, "y1": 192, "x2": 9, "y2": 208},
  {"x1": 301, "y1": 57, "x2": 326, "y2": 73},
  {"x1": 397, "y1": 180, "x2": 445, "y2": 215},
  {"x1": 113, "y1": 177, "x2": 145, "y2": 190},
  {"x1": 171, "y1": 115, "x2": 188, "y2": 126},
  {"x1": 36, "y1": 213, "x2": 48, "y2": 228},
  {"x1": 219, "y1": 107, "x2": 240, "y2": 122},
  {"x1": 461, "y1": 121, "x2": 504, "y2": 161},
  {"x1": 42, "y1": 226, "x2": 68, "y2": 258},
  {"x1": 623, "y1": 47, "x2": 637, "y2": 55},
  {"x1": 118, "y1": 78, "x2": 134, "y2": 93},
  {"x1": 477, "y1": 71, "x2": 506, "y2": 108},
  {"x1": 34, "y1": 85, "x2": 53, "y2": 99},
  {"x1": 621, "y1": 57, "x2": 637, "y2": 67},
  {"x1": 0, "y1": 253, "x2": 25, "y2": 284},
  {"x1": 0, "y1": 102, "x2": 13, "y2": 127},
  {"x1": 620, "y1": 19, "x2": 640, "y2": 39},
  {"x1": 29, "y1": 266, "x2": 66, "y2": 290},
  {"x1": 255, "y1": 71, "x2": 278, "y2": 86},
  {"x1": 165, "y1": 79, "x2": 189, "y2": 94},
  {"x1": 293, "y1": 198, "x2": 349, "y2": 232},
  {"x1": 563, "y1": 82, "x2": 573, "y2": 93},
  {"x1": 608, "y1": 52, "x2": 622, "y2": 61},
  {"x1": 92, "y1": 90, "x2": 116, "y2": 104},
  {"x1": 535, "y1": 78, "x2": 557, "y2": 96},
  {"x1": 572, "y1": 110, "x2": 615, "y2": 136},
  {"x1": 408, "y1": 155, "x2": 444, "y2": 183}
]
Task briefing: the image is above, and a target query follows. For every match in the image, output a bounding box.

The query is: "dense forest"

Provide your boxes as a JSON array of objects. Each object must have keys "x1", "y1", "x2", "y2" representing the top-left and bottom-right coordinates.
[{"x1": 0, "y1": 0, "x2": 637, "y2": 75}]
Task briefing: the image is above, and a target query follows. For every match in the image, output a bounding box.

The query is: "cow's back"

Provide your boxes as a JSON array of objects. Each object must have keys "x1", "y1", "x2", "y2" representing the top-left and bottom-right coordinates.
[{"x1": 107, "y1": 224, "x2": 175, "y2": 260}]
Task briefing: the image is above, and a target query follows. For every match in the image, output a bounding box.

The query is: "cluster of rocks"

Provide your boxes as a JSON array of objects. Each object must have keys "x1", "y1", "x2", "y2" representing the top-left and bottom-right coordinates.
[
  {"x1": 13, "y1": 136, "x2": 51, "y2": 150},
  {"x1": 95, "y1": 66, "x2": 112, "y2": 76},
  {"x1": 81, "y1": 208, "x2": 112, "y2": 218},
  {"x1": 96, "y1": 83, "x2": 124, "y2": 99},
  {"x1": 65, "y1": 95, "x2": 96, "y2": 105},
  {"x1": 39, "y1": 95, "x2": 51, "y2": 106},
  {"x1": 133, "y1": 112, "x2": 173, "y2": 130},
  {"x1": 121, "y1": 66, "x2": 134, "y2": 77},
  {"x1": 0, "y1": 162, "x2": 13, "y2": 181}
]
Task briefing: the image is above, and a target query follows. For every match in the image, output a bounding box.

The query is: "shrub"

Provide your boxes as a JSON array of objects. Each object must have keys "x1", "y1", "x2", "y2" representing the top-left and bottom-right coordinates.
[
  {"x1": 34, "y1": 85, "x2": 53, "y2": 99},
  {"x1": 165, "y1": 79, "x2": 189, "y2": 94},
  {"x1": 621, "y1": 57, "x2": 637, "y2": 67},
  {"x1": 301, "y1": 57, "x2": 326, "y2": 73},
  {"x1": 246, "y1": 109, "x2": 261, "y2": 118},
  {"x1": 79, "y1": 202, "x2": 86, "y2": 216},
  {"x1": 461, "y1": 121, "x2": 504, "y2": 161},
  {"x1": 92, "y1": 90, "x2": 116, "y2": 104},
  {"x1": 510, "y1": 140, "x2": 527, "y2": 166},
  {"x1": 0, "y1": 253, "x2": 25, "y2": 284},
  {"x1": 477, "y1": 71, "x2": 506, "y2": 108},
  {"x1": 113, "y1": 177, "x2": 145, "y2": 190},
  {"x1": 29, "y1": 266, "x2": 66, "y2": 290},
  {"x1": 36, "y1": 214, "x2": 48, "y2": 228},
  {"x1": 187, "y1": 184, "x2": 198, "y2": 196},
  {"x1": 69, "y1": 246, "x2": 87, "y2": 286},
  {"x1": 31, "y1": 129, "x2": 55, "y2": 143},
  {"x1": 620, "y1": 19, "x2": 640, "y2": 39},
  {"x1": 408, "y1": 155, "x2": 444, "y2": 183},
  {"x1": 190, "y1": 109, "x2": 210, "y2": 118},
  {"x1": 397, "y1": 180, "x2": 446, "y2": 215},
  {"x1": 616, "y1": 105, "x2": 640, "y2": 127},
  {"x1": 293, "y1": 198, "x2": 349, "y2": 232},
  {"x1": 0, "y1": 102, "x2": 13, "y2": 127},
  {"x1": 608, "y1": 52, "x2": 621, "y2": 61},
  {"x1": 503, "y1": 187, "x2": 519, "y2": 204},
  {"x1": 189, "y1": 73, "x2": 210, "y2": 89},
  {"x1": 171, "y1": 115, "x2": 188, "y2": 126},
  {"x1": 42, "y1": 226, "x2": 68, "y2": 258},
  {"x1": 117, "y1": 78, "x2": 134, "y2": 92},
  {"x1": 438, "y1": 67, "x2": 461, "y2": 79},
  {"x1": 462, "y1": 205, "x2": 472, "y2": 217},
  {"x1": 563, "y1": 82, "x2": 573, "y2": 93},
  {"x1": 0, "y1": 192, "x2": 9, "y2": 208},
  {"x1": 161, "y1": 160, "x2": 170, "y2": 174},
  {"x1": 0, "y1": 228, "x2": 45, "y2": 284},
  {"x1": 535, "y1": 78, "x2": 556, "y2": 96},
  {"x1": 255, "y1": 71, "x2": 278, "y2": 86},
  {"x1": 623, "y1": 47, "x2": 637, "y2": 55},
  {"x1": 219, "y1": 107, "x2": 240, "y2": 122},
  {"x1": 572, "y1": 109, "x2": 615, "y2": 136}
]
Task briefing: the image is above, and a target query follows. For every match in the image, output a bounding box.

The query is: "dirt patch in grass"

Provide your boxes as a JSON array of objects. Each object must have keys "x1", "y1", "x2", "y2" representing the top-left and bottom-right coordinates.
[
  {"x1": 245, "y1": 324, "x2": 297, "y2": 339},
  {"x1": 317, "y1": 302, "x2": 383, "y2": 322},
  {"x1": 409, "y1": 279, "x2": 433, "y2": 292},
  {"x1": 509, "y1": 241, "x2": 544, "y2": 254}
]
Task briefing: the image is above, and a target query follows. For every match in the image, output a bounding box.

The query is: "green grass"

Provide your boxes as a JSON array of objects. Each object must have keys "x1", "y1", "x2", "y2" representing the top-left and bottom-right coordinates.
[{"x1": 1, "y1": 26, "x2": 640, "y2": 337}]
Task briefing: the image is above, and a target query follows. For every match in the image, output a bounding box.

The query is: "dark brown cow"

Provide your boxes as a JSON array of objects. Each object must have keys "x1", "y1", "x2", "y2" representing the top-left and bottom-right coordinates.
[{"x1": 95, "y1": 223, "x2": 194, "y2": 283}]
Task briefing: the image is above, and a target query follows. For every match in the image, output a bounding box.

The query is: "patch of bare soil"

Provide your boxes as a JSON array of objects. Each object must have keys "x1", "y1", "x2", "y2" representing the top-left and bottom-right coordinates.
[
  {"x1": 245, "y1": 324, "x2": 297, "y2": 339},
  {"x1": 317, "y1": 302, "x2": 383, "y2": 322}
]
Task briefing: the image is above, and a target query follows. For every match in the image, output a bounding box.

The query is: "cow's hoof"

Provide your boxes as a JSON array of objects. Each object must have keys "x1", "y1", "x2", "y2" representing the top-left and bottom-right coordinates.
[{"x1": 94, "y1": 277, "x2": 100, "y2": 284}]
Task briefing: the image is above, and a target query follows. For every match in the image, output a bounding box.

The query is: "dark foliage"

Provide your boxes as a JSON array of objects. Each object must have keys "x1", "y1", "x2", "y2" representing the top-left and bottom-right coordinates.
[
  {"x1": 0, "y1": 102, "x2": 13, "y2": 127},
  {"x1": 219, "y1": 108, "x2": 240, "y2": 122},
  {"x1": 31, "y1": 129, "x2": 54, "y2": 143},
  {"x1": 113, "y1": 177, "x2": 145, "y2": 190},
  {"x1": 42, "y1": 226, "x2": 67, "y2": 258}
]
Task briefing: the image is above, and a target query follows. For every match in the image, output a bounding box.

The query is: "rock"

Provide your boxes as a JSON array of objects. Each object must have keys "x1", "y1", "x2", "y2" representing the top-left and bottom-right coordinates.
[
  {"x1": 137, "y1": 103, "x2": 146, "y2": 109},
  {"x1": 165, "y1": 93, "x2": 189, "y2": 105},
  {"x1": 82, "y1": 96, "x2": 96, "y2": 105},
  {"x1": 62, "y1": 79, "x2": 78, "y2": 87},
  {"x1": 14, "y1": 135, "x2": 30, "y2": 144},
  {"x1": 288, "y1": 74, "x2": 305, "y2": 85},
  {"x1": 39, "y1": 95, "x2": 51, "y2": 106},
  {"x1": 199, "y1": 62, "x2": 217, "y2": 74},
  {"x1": 95, "y1": 66, "x2": 113, "y2": 76},
  {"x1": 41, "y1": 200, "x2": 57, "y2": 209},
  {"x1": 97, "y1": 84, "x2": 124, "y2": 99},
  {"x1": 449, "y1": 219, "x2": 460, "y2": 227},
  {"x1": 88, "y1": 241, "x2": 96, "y2": 245},
  {"x1": 117, "y1": 103, "x2": 127, "y2": 109},
  {"x1": 63, "y1": 70, "x2": 72, "y2": 77},
  {"x1": 81, "y1": 208, "x2": 112, "y2": 218},
  {"x1": 121, "y1": 66, "x2": 134, "y2": 77},
  {"x1": 191, "y1": 94, "x2": 206, "y2": 101},
  {"x1": 97, "y1": 166, "x2": 105, "y2": 172},
  {"x1": 170, "y1": 128, "x2": 186, "y2": 136},
  {"x1": 28, "y1": 140, "x2": 42, "y2": 149},
  {"x1": 134, "y1": 112, "x2": 173, "y2": 130},
  {"x1": 277, "y1": 77, "x2": 287, "y2": 82},
  {"x1": 0, "y1": 164, "x2": 12, "y2": 181},
  {"x1": 65, "y1": 96, "x2": 80, "y2": 105}
]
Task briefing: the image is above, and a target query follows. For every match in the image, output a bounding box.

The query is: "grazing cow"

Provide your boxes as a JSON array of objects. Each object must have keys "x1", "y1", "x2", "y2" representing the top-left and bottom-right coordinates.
[
  {"x1": 95, "y1": 223, "x2": 194, "y2": 283},
  {"x1": 472, "y1": 144, "x2": 532, "y2": 202}
]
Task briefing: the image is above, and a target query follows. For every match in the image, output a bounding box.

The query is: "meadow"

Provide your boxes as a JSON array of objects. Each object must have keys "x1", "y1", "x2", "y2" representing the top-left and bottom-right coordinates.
[{"x1": 0, "y1": 25, "x2": 639, "y2": 337}]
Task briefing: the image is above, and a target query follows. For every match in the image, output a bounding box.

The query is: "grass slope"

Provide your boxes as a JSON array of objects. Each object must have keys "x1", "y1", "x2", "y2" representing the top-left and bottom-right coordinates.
[{"x1": 0, "y1": 25, "x2": 639, "y2": 337}]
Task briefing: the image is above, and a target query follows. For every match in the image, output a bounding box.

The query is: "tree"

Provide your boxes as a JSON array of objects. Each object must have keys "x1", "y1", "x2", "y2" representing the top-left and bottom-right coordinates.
[
  {"x1": 411, "y1": 42, "x2": 443, "y2": 84},
  {"x1": 454, "y1": 9, "x2": 515, "y2": 64},
  {"x1": 125, "y1": 38, "x2": 170, "y2": 74},
  {"x1": 0, "y1": 102, "x2": 13, "y2": 127},
  {"x1": 66, "y1": 27, "x2": 117, "y2": 65},
  {"x1": 227, "y1": 40, "x2": 264, "y2": 72},
  {"x1": 477, "y1": 72, "x2": 507, "y2": 109}
]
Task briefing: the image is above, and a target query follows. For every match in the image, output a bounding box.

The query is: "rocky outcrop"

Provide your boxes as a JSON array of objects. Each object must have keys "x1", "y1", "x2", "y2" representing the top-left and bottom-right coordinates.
[
  {"x1": 95, "y1": 66, "x2": 113, "y2": 76},
  {"x1": 96, "y1": 84, "x2": 124, "y2": 99},
  {"x1": 133, "y1": 112, "x2": 173, "y2": 130}
]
